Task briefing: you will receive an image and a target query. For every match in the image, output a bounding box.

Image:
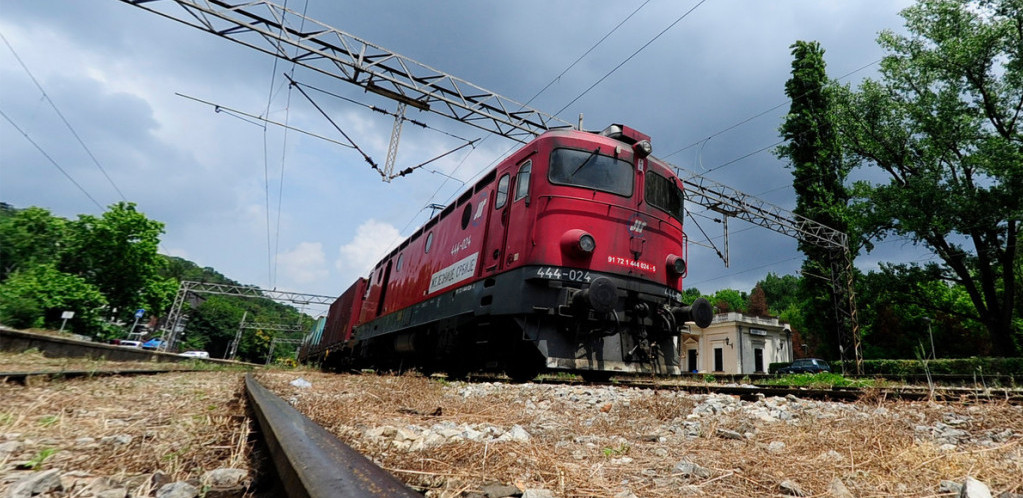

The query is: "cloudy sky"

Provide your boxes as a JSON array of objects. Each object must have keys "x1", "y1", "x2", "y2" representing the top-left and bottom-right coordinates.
[{"x1": 1, "y1": 0, "x2": 931, "y2": 316}]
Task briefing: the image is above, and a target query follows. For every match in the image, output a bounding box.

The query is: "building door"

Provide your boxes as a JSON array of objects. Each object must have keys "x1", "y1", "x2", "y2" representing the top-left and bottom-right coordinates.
[
  {"x1": 687, "y1": 349, "x2": 698, "y2": 372},
  {"x1": 754, "y1": 348, "x2": 764, "y2": 373},
  {"x1": 713, "y1": 347, "x2": 723, "y2": 372}
]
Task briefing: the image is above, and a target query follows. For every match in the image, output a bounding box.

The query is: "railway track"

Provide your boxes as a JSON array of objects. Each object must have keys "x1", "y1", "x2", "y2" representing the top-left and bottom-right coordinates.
[
  {"x1": 3, "y1": 369, "x2": 422, "y2": 496},
  {"x1": 245, "y1": 373, "x2": 420, "y2": 497},
  {"x1": 474, "y1": 372, "x2": 1023, "y2": 404},
  {"x1": 2, "y1": 328, "x2": 424, "y2": 496}
]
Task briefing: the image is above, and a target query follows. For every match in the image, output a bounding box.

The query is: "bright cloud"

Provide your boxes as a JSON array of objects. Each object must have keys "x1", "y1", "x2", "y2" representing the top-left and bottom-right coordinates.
[
  {"x1": 278, "y1": 241, "x2": 329, "y2": 285},
  {"x1": 335, "y1": 219, "x2": 401, "y2": 277}
]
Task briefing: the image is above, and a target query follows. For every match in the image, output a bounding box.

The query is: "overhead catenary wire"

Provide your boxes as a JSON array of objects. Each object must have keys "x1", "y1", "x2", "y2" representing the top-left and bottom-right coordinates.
[
  {"x1": 0, "y1": 108, "x2": 105, "y2": 210},
  {"x1": 175, "y1": 93, "x2": 355, "y2": 148},
  {"x1": 1, "y1": 32, "x2": 128, "y2": 204},
  {"x1": 261, "y1": 27, "x2": 282, "y2": 290},
  {"x1": 553, "y1": 0, "x2": 709, "y2": 118},
  {"x1": 284, "y1": 75, "x2": 380, "y2": 174},
  {"x1": 662, "y1": 57, "x2": 885, "y2": 162},
  {"x1": 522, "y1": 0, "x2": 653, "y2": 109}
]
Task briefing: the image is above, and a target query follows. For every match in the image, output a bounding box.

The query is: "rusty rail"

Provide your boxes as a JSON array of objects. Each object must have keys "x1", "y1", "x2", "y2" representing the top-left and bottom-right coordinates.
[{"x1": 244, "y1": 374, "x2": 420, "y2": 497}]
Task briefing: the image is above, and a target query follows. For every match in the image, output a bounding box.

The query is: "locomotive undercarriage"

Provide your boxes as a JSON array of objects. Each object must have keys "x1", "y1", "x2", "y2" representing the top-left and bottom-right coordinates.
[{"x1": 345, "y1": 265, "x2": 709, "y2": 380}]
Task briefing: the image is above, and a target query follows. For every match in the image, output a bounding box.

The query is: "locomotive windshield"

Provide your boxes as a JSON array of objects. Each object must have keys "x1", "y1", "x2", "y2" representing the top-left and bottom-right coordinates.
[
  {"x1": 548, "y1": 148, "x2": 633, "y2": 196},
  {"x1": 645, "y1": 171, "x2": 685, "y2": 224}
]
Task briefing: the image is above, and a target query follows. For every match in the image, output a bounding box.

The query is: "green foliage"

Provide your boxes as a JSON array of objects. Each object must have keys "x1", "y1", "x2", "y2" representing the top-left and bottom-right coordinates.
[
  {"x1": 832, "y1": 0, "x2": 1022, "y2": 355},
  {"x1": 836, "y1": 357, "x2": 1023, "y2": 377},
  {"x1": 160, "y1": 255, "x2": 238, "y2": 286},
  {"x1": 777, "y1": 40, "x2": 853, "y2": 361},
  {"x1": 181, "y1": 294, "x2": 313, "y2": 362},
  {"x1": 710, "y1": 289, "x2": 747, "y2": 314},
  {"x1": 758, "y1": 273, "x2": 801, "y2": 316},
  {"x1": 857, "y1": 264, "x2": 988, "y2": 358},
  {"x1": 60, "y1": 202, "x2": 167, "y2": 322},
  {"x1": 763, "y1": 372, "x2": 874, "y2": 388},
  {"x1": 0, "y1": 206, "x2": 67, "y2": 281},
  {"x1": 0, "y1": 264, "x2": 109, "y2": 335},
  {"x1": 681, "y1": 287, "x2": 703, "y2": 304},
  {"x1": 25, "y1": 447, "x2": 57, "y2": 470},
  {"x1": 601, "y1": 443, "x2": 630, "y2": 457},
  {"x1": 0, "y1": 203, "x2": 316, "y2": 355}
]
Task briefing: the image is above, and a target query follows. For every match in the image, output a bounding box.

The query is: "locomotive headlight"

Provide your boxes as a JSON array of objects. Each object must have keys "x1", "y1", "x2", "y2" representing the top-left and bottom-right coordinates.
[
  {"x1": 579, "y1": 233, "x2": 596, "y2": 253},
  {"x1": 667, "y1": 254, "x2": 687, "y2": 276},
  {"x1": 561, "y1": 229, "x2": 596, "y2": 257},
  {"x1": 633, "y1": 139, "x2": 652, "y2": 159}
]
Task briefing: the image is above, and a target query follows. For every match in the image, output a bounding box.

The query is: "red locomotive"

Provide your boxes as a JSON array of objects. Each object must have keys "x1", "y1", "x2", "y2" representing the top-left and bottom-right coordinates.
[{"x1": 301, "y1": 124, "x2": 712, "y2": 380}]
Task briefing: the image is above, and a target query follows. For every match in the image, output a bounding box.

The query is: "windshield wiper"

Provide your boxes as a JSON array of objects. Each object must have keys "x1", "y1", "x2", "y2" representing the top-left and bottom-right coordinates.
[{"x1": 570, "y1": 147, "x2": 600, "y2": 176}]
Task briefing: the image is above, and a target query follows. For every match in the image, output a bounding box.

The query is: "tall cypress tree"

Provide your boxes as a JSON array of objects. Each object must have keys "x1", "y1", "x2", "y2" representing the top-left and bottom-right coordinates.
[{"x1": 776, "y1": 41, "x2": 852, "y2": 360}]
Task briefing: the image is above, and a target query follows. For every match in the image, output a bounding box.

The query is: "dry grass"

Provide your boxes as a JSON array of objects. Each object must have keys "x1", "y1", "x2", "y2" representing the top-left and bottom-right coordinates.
[
  {"x1": 258, "y1": 371, "x2": 1023, "y2": 497},
  {"x1": 0, "y1": 349, "x2": 201, "y2": 374},
  {"x1": 0, "y1": 372, "x2": 253, "y2": 496}
]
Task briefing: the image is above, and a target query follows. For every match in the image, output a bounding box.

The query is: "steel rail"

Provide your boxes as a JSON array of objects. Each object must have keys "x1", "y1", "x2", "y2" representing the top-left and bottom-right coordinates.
[
  {"x1": 244, "y1": 374, "x2": 420, "y2": 498},
  {"x1": 518, "y1": 374, "x2": 1023, "y2": 404}
]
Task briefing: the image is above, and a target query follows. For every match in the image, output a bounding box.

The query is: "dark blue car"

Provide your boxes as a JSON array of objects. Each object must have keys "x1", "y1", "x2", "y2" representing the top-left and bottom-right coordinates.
[{"x1": 778, "y1": 358, "x2": 831, "y2": 374}]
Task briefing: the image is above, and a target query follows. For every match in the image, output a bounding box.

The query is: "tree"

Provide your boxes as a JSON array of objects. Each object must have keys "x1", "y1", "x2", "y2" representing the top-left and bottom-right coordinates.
[
  {"x1": 757, "y1": 273, "x2": 801, "y2": 315},
  {"x1": 710, "y1": 289, "x2": 747, "y2": 314},
  {"x1": 60, "y1": 202, "x2": 167, "y2": 321},
  {"x1": 857, "y1": 264, "x2": 987, "y2": 358},
  {"x1": 0, "y1": 264, "x2": 109, "y2": 336},
  {"x1": 747, "y1": 284, "x2": 769, "y2": 317},
  {"x1": 834, "y1": 0, "x2": 1022, "y2": 355},
  {"x1": 0, "y1": 207, "x2": 67, "y2": 281},
  {"x1": 182, "y1": 296, "x2": 245, "y2": 358},
  {"x1": 777, "y1": 40, "x2": 853, "y2": 360}
]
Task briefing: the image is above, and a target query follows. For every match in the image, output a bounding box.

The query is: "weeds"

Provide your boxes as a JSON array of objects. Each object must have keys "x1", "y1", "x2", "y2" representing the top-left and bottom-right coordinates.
[
  {"x1": 601, "y1": 443, "x2": 629, "y2": 457},
  {"x1": 38, "y1": 415, "x2": 60, "y2": 427},
  {"x1": 761, "y1": 372, "x2": 874, "y2": 388},
  {"x1": 25, "y1": 448, "x2": 56, "y2": 470}
]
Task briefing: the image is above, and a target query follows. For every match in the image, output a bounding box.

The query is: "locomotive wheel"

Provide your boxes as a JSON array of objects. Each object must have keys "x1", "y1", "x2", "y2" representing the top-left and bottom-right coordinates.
[
  {"x1": 580, "y1": 370, "x2": 613, "y2": 382},
  {"x1": 505, "y1": 359, "x2": 542, "y2": 383},
  {"x1": 444, "y1": 361, "x2": 470, "y2": 380}
]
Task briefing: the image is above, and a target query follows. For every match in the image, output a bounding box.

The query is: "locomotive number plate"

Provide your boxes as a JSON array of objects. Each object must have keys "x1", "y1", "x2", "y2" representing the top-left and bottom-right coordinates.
[{"x1": 535, "y1": 266, "x2": 592, "y2": 283}]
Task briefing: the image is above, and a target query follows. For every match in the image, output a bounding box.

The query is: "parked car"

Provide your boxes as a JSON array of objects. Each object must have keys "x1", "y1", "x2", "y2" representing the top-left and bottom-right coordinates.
[
  {"x1": 141, "y1": 339, "x2": 165, "y2": 350},
  {"x1": 777, "y1": 358, "x2": 831, "y2": 374},
  {"x1": 179, "y1": 351, "x2": 210, "y2": 359},
  {"x1": 116, "y1": 340, "x2": 142, "y2": 348}
]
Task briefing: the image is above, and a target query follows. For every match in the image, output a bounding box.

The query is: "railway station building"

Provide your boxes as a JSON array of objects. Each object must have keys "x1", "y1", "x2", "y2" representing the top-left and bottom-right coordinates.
[{"x1": 680, "y1": 312, "x2": 793, "y2": 374}]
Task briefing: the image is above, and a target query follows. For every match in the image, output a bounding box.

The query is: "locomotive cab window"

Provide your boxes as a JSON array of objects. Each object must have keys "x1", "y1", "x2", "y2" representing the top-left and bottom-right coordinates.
[
  {"x1": 549, "y1": 147, "x2": 633, "y2": 197},
  {"x1": 645, "y1": 172, "x2": 685, "y2": 224},
  {"x1": 495, "y1": 174, "x2": 510, "y2": 209},
  {"x1": 514, "y1": 160, "x2": 531, "y2": 202},
  {"x1": 425, "y1": 232, "x2": 433, "y2": 253}
]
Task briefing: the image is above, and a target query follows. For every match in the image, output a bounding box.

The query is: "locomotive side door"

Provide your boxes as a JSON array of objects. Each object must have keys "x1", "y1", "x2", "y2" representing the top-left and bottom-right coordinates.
[
  {"x1": 482, "y1": 172, "x2": 511, "y2": 274},
  {"x1": 502, "y1": 157, "x2": 535, "y2": 270}
]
